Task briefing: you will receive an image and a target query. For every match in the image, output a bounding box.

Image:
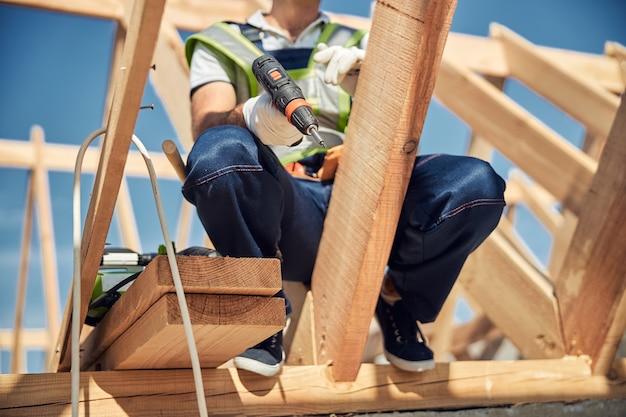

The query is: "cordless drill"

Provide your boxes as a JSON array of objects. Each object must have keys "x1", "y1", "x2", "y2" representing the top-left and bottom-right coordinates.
[{"x1": 252, "y1": 54, "x2": 326, "y2": 148}]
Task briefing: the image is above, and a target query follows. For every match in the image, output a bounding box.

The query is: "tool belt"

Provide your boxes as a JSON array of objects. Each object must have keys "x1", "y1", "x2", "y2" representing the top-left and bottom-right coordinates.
[{"x1": 284, "y1": 144, "x2": 344, "y2": 181}]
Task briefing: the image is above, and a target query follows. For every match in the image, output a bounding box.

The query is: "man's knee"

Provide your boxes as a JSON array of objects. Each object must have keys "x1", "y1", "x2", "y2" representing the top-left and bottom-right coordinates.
[
  {"x1": 185, "y1": 126, "x2": 264, "y2": 189},
  {"x1": 187, "y1": 125, "x2": 260, "y2": 175},
  {"x1": 467, "y1": 157, "x2": 506, "y2": 200}
]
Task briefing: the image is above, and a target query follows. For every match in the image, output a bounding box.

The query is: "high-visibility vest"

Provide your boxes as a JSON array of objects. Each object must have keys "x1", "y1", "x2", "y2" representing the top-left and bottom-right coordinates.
[{"x1": 185, "y1": 21, "x2": 367, "y2": 164}]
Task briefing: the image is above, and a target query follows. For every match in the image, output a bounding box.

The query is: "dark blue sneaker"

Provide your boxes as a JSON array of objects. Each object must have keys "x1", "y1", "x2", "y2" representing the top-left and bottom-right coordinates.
[
  {"x1": 233, "y1": 331, "x2": 285, "y2": 377},
  {"x1": 375, "y1": 296, "x2": 435, "y2": 372}
]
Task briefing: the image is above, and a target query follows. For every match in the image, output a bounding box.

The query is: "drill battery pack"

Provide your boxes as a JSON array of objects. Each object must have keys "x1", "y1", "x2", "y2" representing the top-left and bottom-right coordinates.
[
  {"x1": 85, "y1": 247, "x2": 155, "y2": 326},
  {"x1": 85, "y1": 266, "x2": 143, "y2": 326}
]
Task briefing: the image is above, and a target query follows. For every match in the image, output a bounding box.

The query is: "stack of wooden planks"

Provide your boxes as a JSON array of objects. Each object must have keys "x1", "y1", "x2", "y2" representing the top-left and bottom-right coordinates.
[{"x1": 80, "y1": 255, "x2": 284, "y2": 371}]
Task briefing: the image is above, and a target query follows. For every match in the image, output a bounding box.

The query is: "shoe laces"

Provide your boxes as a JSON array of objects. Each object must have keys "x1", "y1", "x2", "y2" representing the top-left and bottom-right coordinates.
[
  {"x1": 268, "y1": 333, "x2": 277, "y2": 349},
  {"x1": 253, "y1": 331, "x2": 281, "y2": 351},
  {"x1": 384, "y1": 303, "x2": 423, "y2": 345}
]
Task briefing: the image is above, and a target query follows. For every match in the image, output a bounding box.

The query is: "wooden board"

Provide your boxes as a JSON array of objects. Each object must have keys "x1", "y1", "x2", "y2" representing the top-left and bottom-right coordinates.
[
  {"x1": 81, "y1": 255, "x2": 281, "y2": 369},
  {"x1": 0, "y1": 138, "x2": 185, "y2": 179},
  {"x1": 459, "y1": 230, "x2": 565, "y2": 359},
  {"x1": 491, "y1": 24, "x2": 620, "y2": 138},
  {"x1": 5, "y1": 1, "x2": 625, "y2": 94},
  {"x1": 556, "y1": 95, "x2": 626, "y2": 375},
  {"x1": 52, "y1": 0, "x2": 166, "y2": 372},
  {"x1": 435, "y1": 57, "x2": 597, "y2": 215},
  {"x1": 311, "y1": 0, "x2": 457, "y2": 382},
  {"x1": 93, "y1": 293, "x2": 285, "y2": 370},
  {"x1": 1, "y1": 358, "x2": 624, "y2": 416}
]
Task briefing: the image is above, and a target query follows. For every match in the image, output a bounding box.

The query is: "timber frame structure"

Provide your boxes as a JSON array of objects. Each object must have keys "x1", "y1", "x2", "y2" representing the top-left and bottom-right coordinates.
[{"x1": 1, "y1": 0, "x2": 625, "y2": 416}]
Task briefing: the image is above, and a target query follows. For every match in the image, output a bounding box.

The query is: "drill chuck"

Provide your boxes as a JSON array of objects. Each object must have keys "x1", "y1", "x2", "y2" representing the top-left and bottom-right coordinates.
[{"x1": 252, "y1": 54, "x2": 326, "y2": 147}]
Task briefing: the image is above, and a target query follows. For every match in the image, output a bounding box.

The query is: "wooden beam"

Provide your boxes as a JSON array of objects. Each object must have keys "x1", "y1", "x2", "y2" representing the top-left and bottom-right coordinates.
[
  {"x1": 459, "y1": 230, "x2": 565, "y2": 359},
  {"x1": 80, "y1": 255, "x2": 281, "y2": 370},
  {"x1": 29, "y1": 126, "x2": 61, "y2": 365},
  {"x1": 1, "y1": 358, "x2": 625, "y2": 416},
  {"x1": 496, "y1": 216, "x2": 550, "y2": 277},
  {"x1": 5, "y1": 0, "x2": 624, "y2": 95},
  {"x1": 285, "y1": 289, "x2": 317, "y2": 366},
  {"x1": 507, "y1": 170, "x2": 563, "y2": 235},
  {"x1": 0, "y1": 0, "x2": 268, "y2": 28},
  {"x1": 491, "y1": 24, "x2": 620, "y2": 139},
  {"x1": 11, "y1": 161, "x2": 36, "y2": 374},
  {"x1": 443, "y1": 33, "x2": 625, "y2": 94},
  {"x1": 0, "y1": 0, "x2": 123, "y2": 20},
  {"x1": 312, "y1": 0, "x2": 457, "y2": 381},
  {"x1": 94, "y1": 293, "x2": 285, "y2": 370},
  {"x1": 556, "y1": 96, "x2": 626, "y2": 375},
  {"x1": 435, "y1": 58, "x2": 597, "y2": 215},
  {"x1": 605, "y1": 41, "x2": 626, "y2": 85},
  {"x1": 101, "y1": 22, "x2": 125, "y2": 126},
  {"x1": 163, "y1": 0, "x2": 270, "y2": 33},
  {"x1": 51, "y1": 0, "x2": 166, "y2": 372},
  {"x1": 149, "y1": 17, "x2": 194, "y2": 149},
  {"x1": 0, "y1": 330, "x2": 51, "y2": 350},
  {"x1": 0, "y1": 138, "x2": 182, "y2": 180},
  {"x1": 115, "y1": 179, "x2": 141, "y2": 252}
]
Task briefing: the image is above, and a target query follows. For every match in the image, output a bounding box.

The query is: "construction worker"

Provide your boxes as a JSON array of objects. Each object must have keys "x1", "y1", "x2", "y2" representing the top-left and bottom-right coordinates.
[{"x1": 183, "y1": 0, "x2": 506, "y2": 377}]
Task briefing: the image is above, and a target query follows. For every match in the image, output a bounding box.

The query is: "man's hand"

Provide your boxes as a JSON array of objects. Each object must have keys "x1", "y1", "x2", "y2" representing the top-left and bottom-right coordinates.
[
  {"x1": 242, "y1": 93, "x2": 303, "y2": 146},
  {"x1": 313, "y1": 43, "x2": 365, "y2": 96}
]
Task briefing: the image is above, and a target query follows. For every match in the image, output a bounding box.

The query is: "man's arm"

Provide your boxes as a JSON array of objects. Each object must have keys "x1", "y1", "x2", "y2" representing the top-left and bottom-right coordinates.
[
  {"x1": 191, "y1": 81, "x2": 245, "y2": 140},
  {"x1": 191, "y1": 79, "x2": 302, "y2": 146}
]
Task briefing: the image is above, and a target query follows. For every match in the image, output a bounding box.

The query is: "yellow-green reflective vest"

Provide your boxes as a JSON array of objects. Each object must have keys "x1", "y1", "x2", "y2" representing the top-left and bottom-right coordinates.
[{"x1": 185, "y1": 22, "x2": 366, "y2": 164}]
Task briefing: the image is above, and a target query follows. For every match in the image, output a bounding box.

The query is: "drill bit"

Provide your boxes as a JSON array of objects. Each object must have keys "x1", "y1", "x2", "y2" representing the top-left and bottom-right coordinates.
[{"x1": 308, "y1": 127, "x2": 326, "y2": 148}]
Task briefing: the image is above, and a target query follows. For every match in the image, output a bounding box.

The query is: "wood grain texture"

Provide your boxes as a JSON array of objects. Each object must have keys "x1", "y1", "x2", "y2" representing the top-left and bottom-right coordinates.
[
  {"x1": 491, "y1": 24, "x2": 620, "y2": 138},
  {"x1": 2, "y1": 358, "x2": 625, "y2": 416},
  {"x1": 52, "y1": 0, "x2": 166, "y2": 372},
  {"x1": 459, "y1": 231, "x2": 565, "y2": 359},
  {"x1": 94, "y1": 293, "x2": 285, "y2": 370},
  {"x1": 80, "y1": 255, "x2": 281, "y2": 369},
  {"x1": 312, "y1": 0, "x2": 457, "y2": 381},
  {"x1": 435, "y1": 57, "x2": 597, "y2": 215},
  {"x1": 556, "y1": 96, "x2": 626, "y2": 375}
]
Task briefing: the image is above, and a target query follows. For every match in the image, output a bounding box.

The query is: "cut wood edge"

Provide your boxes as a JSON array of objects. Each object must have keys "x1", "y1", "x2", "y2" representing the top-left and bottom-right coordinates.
[
  {"x1": 1, "y1": 358, "x2": 625, "y2": 416},
  {"x1": 92, "y1": 293, "x2": 285, "y2": 370}
]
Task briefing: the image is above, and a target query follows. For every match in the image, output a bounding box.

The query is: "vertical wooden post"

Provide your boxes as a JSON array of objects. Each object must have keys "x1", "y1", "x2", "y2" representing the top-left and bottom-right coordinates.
[
  {"x1": 31, "y1": 126, "x2": 61, "y2": 366},
  {"x1": 116, "y1": 179, "x2": 142, "y2": 252},
  {"x1": 312, "y1": 0, "x2": 458, "y2": 381},
  {"x1": 11, "y1": 170, "x2": 35, "y2": 374},
  {"x1": 556, "y1": 96, "x2": 626, "y2": 376}
]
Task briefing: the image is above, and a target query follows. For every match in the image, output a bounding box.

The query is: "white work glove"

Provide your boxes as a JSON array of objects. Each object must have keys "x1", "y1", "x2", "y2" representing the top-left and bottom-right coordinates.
[
  {"x1": 313, "y1": 43, "x2": 365, "y2": 96},
  {"x1": 242, "y1": 93, "x2": 303, "y2": 146}
]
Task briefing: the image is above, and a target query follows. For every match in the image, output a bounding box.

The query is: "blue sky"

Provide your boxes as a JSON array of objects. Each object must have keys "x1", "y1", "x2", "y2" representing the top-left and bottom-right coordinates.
[{"x1": 0, "y1": 0, "x2": 624, "y2": 372}]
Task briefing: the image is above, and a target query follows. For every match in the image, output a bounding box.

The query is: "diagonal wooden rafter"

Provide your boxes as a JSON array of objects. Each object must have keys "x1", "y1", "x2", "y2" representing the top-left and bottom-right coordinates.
[
  {"x1": 149, "y1": 16, "x2": 194, "y2": 149},
  {"x1": 312, "y1": 0, "x2": 457, "y2": 382},
  {"x1": 459, "y1": 230, "x2": 565, "y2": 359},
  {"x1": 51, "y1": 0, "x2": 166, "y2": 372},
  {"x1": 3, "y1": 1, "x2": 625, "y2": 94},
  {"x1": 0, "y1": 0, "x2": 269, "y2": 25},
  {"x1": 556, "y1": 95, "x2": 626, "y2": 376},
  {"x1": 434, "y1": 57, "x2": 597, "y2": 215},
  {"x1": 490, "y1": 24, "x2": 620, "y2": 140}
]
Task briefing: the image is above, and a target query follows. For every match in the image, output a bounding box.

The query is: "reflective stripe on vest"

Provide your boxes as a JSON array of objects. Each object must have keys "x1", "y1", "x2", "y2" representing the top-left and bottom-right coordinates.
[{"x1": 185, "y1": 22, "x2": 366, "y2": 163}]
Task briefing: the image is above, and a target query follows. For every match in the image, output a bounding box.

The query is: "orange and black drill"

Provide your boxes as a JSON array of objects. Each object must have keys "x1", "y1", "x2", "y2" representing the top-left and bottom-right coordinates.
[{"x1": 252, "y1": 54, "x2": 326, "y2": 148}]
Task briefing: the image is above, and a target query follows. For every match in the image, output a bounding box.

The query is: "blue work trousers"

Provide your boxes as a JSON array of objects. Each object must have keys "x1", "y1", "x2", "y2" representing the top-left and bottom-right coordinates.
[{"x1": 182, "y1": 126, "x2": 506, "y2": 323}]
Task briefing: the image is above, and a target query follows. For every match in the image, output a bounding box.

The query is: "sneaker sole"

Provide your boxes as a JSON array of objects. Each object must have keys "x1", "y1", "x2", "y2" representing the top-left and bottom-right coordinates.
[
  {"x1": 384, "y1": 350, "x2": 435, "y2": 372},
  {"x1": 233, "y1": 351, "x2": 286, "y2": 377}
]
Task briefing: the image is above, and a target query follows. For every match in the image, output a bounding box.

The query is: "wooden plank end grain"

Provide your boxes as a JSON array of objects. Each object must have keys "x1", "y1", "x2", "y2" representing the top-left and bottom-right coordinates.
[
  {"x1": 81, "y1": 255, "x2": 281, "y2": 369},
  {"x1": 2, "y1": 358, "x2": 625, "y2": 416},
  {"x1": 94, "y1": 293, "x2": 285, "y2": 370}
]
